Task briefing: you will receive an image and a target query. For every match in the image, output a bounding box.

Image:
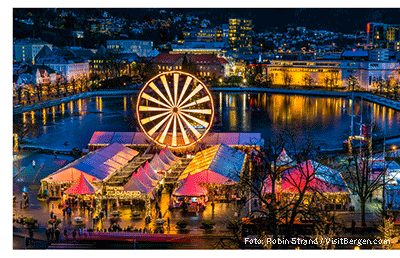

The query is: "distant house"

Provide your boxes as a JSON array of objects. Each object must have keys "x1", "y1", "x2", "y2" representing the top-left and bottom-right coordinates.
[
  {"x1": 14, "y1": 64, "x2": 61, "y2": 88},
  {"x1": 150, "y1": 53, "x2": 228, "y2": 78},
  {"x1": 35, "y1": 47, "x2": 90, "y2": 82}
]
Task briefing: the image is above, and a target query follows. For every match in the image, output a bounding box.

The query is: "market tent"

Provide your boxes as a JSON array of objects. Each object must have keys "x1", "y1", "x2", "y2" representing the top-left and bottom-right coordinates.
[
  {"x1": 372, "y1": 160, "x2": 400, "y2": 173},
  {"x1": 179, "y1": 143, "x2": 245, "y2": 183},
  {"x1": 123, "y1": 173, "x2": 153, "y2": 194},
  {"x1": 89, "y1": 131, "x2": 115, "y2": 145},
  {"x1": 263, "y1": 160, "x2": 349, "y2": 193},
  {"x1": 372, "y1": 149, "x2": 400, "y2": 161},
  {"x1": 110, "y1": 132, "x2": 135, "y2": 144},
  {"x1": 43, "y1": 143, "x2": 139, "y2": 183},
  {"x1": 273, "y1": 148, "x2": 296, "y2": 167},
  {"x1": 144, "y1": 161, "x2": 162, "y2": 181},
  {"x1": 159, "y1": 150, "x2": 175, "y2": 166},
  {"x1": 218, "y1": 133, "x2": 240, "y2": 145},
  {"x1": 173, "y1": 174, "x2": 208, "y2": 197},
  {"x1": 164, "y1": 147, "x2": 179, "y2": 161},
  {"x1": 64, "y1": 172, "x2": 98, "y2": 195},
  {"x1": 137, "y1": 166, "x2": 157, "y2": 187},
  {"x1": 150, "y1": 153, "x2": 170, "y2": 171},
  {"x1": 187, "y1": 169, "x2": 236, "y2": 185}
]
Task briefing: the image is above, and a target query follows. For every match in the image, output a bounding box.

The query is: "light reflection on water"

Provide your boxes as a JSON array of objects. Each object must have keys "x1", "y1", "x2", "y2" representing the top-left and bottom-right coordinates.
[{"x1": 14, "y1": 93, "x2": 400, "y2": 150}]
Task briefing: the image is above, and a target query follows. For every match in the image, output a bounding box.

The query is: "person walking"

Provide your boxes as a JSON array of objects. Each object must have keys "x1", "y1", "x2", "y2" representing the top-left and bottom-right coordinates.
[
  {"x1": 63, "y1": 229, "x2": 68, "y2": 240},
  {"x1": 32, "y1": 160, "x2": 35, "y2": 169},
  {"x1": 55, "y1": 228, "x2": 60, "y2": 243},
  {"x1": 72, "y1": 229, "x2": 77, "y2": 241},
  {"x1": 45, "y1": 227, "x2": 51, "y2": 243}
]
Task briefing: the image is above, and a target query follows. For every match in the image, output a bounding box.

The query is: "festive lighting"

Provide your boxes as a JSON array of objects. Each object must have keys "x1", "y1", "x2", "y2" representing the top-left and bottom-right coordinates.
[{"x1": 136, "y1": 71, "x2": 214, "y2": 149}]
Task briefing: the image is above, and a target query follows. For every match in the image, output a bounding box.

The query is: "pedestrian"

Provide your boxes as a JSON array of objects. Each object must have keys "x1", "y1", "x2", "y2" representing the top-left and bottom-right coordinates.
[
  {"x1": 19, "y1": 201, "x2": 22, "y2": 209},
  {"x1": 32, "y1": 160, "x2": 35, "y2": 168},
  {"x1": 55, "y1": 228, "x2": 60, "y2": 243},
  {"x1": 50, "y1": 211, "x2": 54, "y2": 219},
  {"x1": 45, "y1": 227, "x2": 51, "y2": 242},
  {"x1": 50, "y1": 226, "x2": 55, "y2": 241},
  {"x1": 351, "y1": 219, "x2": 356, "y2": 234},
  {"x1": 63, "y1": 229, "x2": 68, "y2": 240},
  {"x1": 72, "y1": 229, "x2": 77, "y2": 241}
]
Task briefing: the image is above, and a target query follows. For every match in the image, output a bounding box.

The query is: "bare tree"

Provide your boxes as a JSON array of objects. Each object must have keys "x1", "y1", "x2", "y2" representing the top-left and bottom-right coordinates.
[
  {"x1": 230, "y1": 130, "x2": 345, "y2": 249},
  {"x1": 338, "y1": 149, "x2": 391, "y2": 227}
]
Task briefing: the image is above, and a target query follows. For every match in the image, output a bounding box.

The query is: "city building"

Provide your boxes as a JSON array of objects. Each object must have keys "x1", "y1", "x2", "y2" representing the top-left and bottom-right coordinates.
[
  {"x1": 367, "y1": 22, "x2": 400, "y2": 49},
  {"x1": 149, "y1": 53, "x2": 228, "y2": 78},
  {"x1": 228, "y1": 18, "x2": 253, "y2": 53},
  {"x1": 266, "y1": 60, "x2": 343, "y2": 88},
  {"x1": 252, "y1": 58, "x2": 400, "y2": 90},
  {"x1": 170, "y1": 41, "x2": 228, "y2": 56},
  {"x1": 106, "y1": 39, "x2": 153, "y2": 57},
  {"x1": 369, "y1": 48, "x2": 390, "y2": 62},
  {"x1": 13, "y1": 38, "x2": 53, "y2": 63},
  {"x1": 36, "y1": 48, "x2": 90, "y2": 82},
  {"x1": 183, "y1": 28, "x2": 217, "y2": 42}
]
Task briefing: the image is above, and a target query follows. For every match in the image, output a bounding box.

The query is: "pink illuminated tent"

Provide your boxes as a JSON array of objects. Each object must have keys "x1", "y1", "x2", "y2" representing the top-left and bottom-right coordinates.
[
  {"x1": 144, "y1": 161, "x2": 162, "y2": 181},
  {"x1": 263, "y1": 160, "x2": 349, "y2": 194},
  {"x1": 123, "y1": 173, "x2": 153, "y2": 194},
  {"x1": 173, "y1": 174, "x2": 208, "y2": 197},
  {"x1": 64, "y1": 172, "x2": 98, "y2": 195},
  {"x1": 137, "y1": 166, "x2": 157, "y2": 187},
  {"x1": 150, "y1": 153, "x2": 170, "y2": 171}
]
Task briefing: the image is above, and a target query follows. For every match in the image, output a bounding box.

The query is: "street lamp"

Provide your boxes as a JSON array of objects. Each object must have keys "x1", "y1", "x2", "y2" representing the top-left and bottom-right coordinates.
[{"x1": 392, "y1": 145, "x2": 397, "y2": 150}]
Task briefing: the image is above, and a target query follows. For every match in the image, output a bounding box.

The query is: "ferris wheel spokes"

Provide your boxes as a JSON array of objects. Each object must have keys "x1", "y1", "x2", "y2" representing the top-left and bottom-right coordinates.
[
  {"x1": 160, "y1": 75, "x2": 175, "y2": 106},
  {"x1": 136, "y1": 71, "x2": 214, "y2": 149}
]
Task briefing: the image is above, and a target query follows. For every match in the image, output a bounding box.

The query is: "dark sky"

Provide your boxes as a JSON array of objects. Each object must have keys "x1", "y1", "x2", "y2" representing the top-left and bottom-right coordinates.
[{"x1": 107, "y1": 8, "x2": 400, "y2": 33}]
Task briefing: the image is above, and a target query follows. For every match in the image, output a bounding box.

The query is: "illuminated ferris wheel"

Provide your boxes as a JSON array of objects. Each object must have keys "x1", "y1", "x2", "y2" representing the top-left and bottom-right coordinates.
[{"x1": 136, "y1": 71, "x2": 215, "y2": 150}]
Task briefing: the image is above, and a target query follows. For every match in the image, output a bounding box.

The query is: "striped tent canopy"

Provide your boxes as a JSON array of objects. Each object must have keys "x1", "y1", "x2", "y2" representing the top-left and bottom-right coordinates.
[
  {"x1": 173, "y1": 174, "x2": 208, "y2": 197},
  {"x1": 150, "y1": 153, "x2": 170, "y2": 171},
  {"x1": 64, "y1": 172, "x2": 98, "y2": 195},
  {"x1": 144, "y1": 161, "x2": 162, "y2": 181},
  {"x1": 179, "y1": 143, "x2": 245, "y2": 183},
  {"x1": 43, "y1": 143, "x2": 139, "y2": 183},
  {"x1": 123, "y1": 173, "x2": 152, "y2": 194},
  {"x1": 137, "y1": 166, "x2": 157, "y2": 187},
  {"x1": 164, "y1": 147, "x2": 179, "y2": 161},
  {"x1": 159, "y1": 150, "x2": 176, "y2": 167}
]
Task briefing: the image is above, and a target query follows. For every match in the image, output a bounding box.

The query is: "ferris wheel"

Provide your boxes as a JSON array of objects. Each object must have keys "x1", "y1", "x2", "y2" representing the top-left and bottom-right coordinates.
[{"x1": 136, "y1": 71, "x2": 215, "y2": 150}]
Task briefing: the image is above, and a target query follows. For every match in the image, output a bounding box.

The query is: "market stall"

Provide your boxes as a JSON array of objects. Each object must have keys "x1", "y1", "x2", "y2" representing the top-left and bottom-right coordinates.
[
  {"x1": 171, "y1": 174, "x2": 208, "y2": 212},
  {"x1": 39, "y1": 143, "x2": 139, "y2": 198}
]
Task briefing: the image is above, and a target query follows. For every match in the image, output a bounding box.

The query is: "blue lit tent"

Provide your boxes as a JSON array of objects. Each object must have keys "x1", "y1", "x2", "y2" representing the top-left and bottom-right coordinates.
[{"x1": 179, "y1": 143, "x2": 246, "y2": 183}]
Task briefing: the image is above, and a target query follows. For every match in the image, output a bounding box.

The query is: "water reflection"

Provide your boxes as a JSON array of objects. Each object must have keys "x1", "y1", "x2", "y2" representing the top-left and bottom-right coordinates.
[{"x1": 13, "y1": 93, "x2": 400, "y2": 150}]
